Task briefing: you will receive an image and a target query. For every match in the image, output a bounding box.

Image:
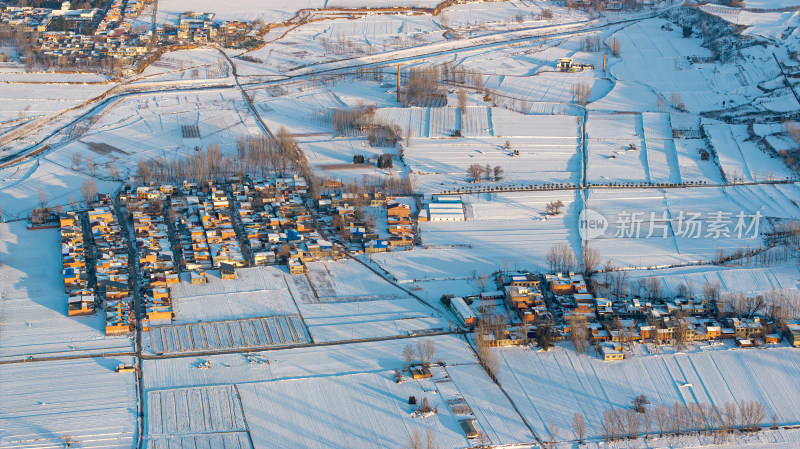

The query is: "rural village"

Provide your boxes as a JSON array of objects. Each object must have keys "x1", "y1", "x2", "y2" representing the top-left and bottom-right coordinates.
[{"x1": 1, "y1": 0, "x2": 800, "y2": 447}]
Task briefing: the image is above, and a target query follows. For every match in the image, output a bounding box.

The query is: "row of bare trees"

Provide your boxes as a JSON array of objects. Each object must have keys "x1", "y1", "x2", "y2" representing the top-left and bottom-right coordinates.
[
  {"x1": 338, "y1": 174, "x2": 415, "y2": 198},
  {"x1": 571, "y1": 83, "x2": 592, "y2": 104},
  {"x1": 580, "y1": 36, "x2": 603, "y2": 52},
  {"x1": 403, "y1": 66, "x2": 447, "y2": 107},
  {"x1": 593, "y1": 400, "x2": 769, "y2": 443},
  {"x1": 136, "y1": 128, "x2": 308, "y2": 186},
  {"x1": 546, "y1": 243, "x2": 576, "y2": 274},
  {"x1": 474, "y1": 314, "x2": 505, "y2": 381},
  {"x1": 466, "y1": 164, "x2": 503, "y2": 182},
  {"x1": 401, "y1": 340, "x2": 436, "y2": 369},
  {"x1": 720, "y1": 289, "x2": 800, "y2": 321}
]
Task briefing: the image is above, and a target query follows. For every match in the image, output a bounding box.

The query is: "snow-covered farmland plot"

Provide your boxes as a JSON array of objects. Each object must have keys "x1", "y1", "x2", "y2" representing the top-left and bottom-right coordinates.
[
  {"x1": 138, "y1": 48, "x2": 230, "y2": 80},
  {"x1": 586, "y1": 112, "x2": 649, "y2": 184},
  {"x1": 404, "y1": 112, "x2": 580, "y2": 193},
  {"x1": 674, "y1": 138, "x2": 724, "y2": 184},
  {"x1": 170, "y1": 266, "x2": 299, "y2": 323},
  {"x1": 0, "y1": 82, "x2": 109, "y2": 122},
  {"x1": 299, "y1": 298, "x2": 449, "y2": 343},
  {"x1": 49, "y1": 90, "x2": 260, "y2": 178},
  {"x1": 0, "y1": 158, "x2": 121, "y2": 220},
  {"x1": 237, "y1": 372, "x2": 469, "y2": 449},
  {"x1": 365, "y1": 247, "x2": 507, "y2": 283},
  {"x1": 663, "y1": 185, "x2": 800, "y2": 261},
  {"x1": 148, "y1": 315, "x2": 309, "y2": 355},
  {"x1": 417, "y1": 191, "x2": 579, "y2": 275},
  {"x1": 0, "y1": 357, "x2": 137, "y2": 448},
  {"x1": 0, "y1": 222, "x2": 133, "y2": 360},
  {"x1": 624, "y1": 263, "x2": 800, "y2": 298},
  {"x1": 445, "y1": 364, "x2": 534, "y2": 446},
  {"x1": 704, "y1": 124, "x2": 794, "y2": 182},
  {"x1": 496, "y1": 72, "x2": 612, "y2": 104},
  {"x1": 147, "y1": 386, "x2": 246, "y2": 434},
  {"x1": 143, "y1": 334, "x2": 477, "y2": 390},
  {"x1": 585, "y1": 188, "x2": 684, "y2": 267},
  {"x1": 584, "y1": 184, "x2": 798, "y2": 268},
  {"x1": 147, "y1": 434, "x2": 250, "y2": 449},
  {"x1": 496, "y1": 344, "x2": 800, "y2": 444},
  {"x1": 304, "y1": 259, "x2": 412, "y2": 302},
  {"x1": 642, "y1": 112, "x2": 682, "y2": 184}
]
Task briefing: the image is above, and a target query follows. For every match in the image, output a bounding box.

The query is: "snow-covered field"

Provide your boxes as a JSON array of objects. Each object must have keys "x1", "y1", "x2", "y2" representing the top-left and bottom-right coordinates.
[
  {"x1": 170, "y1": 266, "x2": 300, "y2": 323},
  {"x1": 299, "y1": 298, "x2": 449, "y2": 342},
  {"x1": 143, "y1": 334, "x2": 475, "y2": 390},
  {"x1": 147, "y1": 315, "x2": 310, "y2": 355},
  {"x1": 239, "y1": 372, "x2": 468, "y2": 449},
  {"x1": 156, "y1": 0, "x2": 442, "y2": 24},
  {"x1": 585, "y1": 184, "x2": 800, "y2": 267},
  {"x1": 624, "y1": 262, "x2": 800, "y2": 298},
  {"x1": 496, "y1": 343, "x2": 800, "y2": 444},
  {"x1": 0, "y1": 356, "x2": 137, "y2": 448},
  {"x1": 304, "y1": 259, "x2": 414, "y2": 301},
  {"x1": 0, "y1": 83, "x2": 109, "y2": 122}
]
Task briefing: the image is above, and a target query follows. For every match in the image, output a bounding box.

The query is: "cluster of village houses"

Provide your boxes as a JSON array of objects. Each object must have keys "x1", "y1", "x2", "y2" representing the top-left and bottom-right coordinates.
[
  {"x1": 1, "y1": 2, "x2": 252, "y2": 66},
  {"x1": 122, "y1": 186, "x2": 179, "y2": 329},
  {"x1": 317, "y1": 182, "x2": 419, "y2": 254},
  {"x1": 230, "y1": 177, "x2": 338, "y2": 275},
  {"x1": 450, "y1": 271, "x2": 800, "y2": 361},
  {"x1": 167, "y1": 182, "x2": 246, "y2": 282},
  {"x1": 60, "y1": 197, "x2": 134, "y2": 334},
  {"x1": 60, "y1": 212, "x2": 93, "y2": 316}
]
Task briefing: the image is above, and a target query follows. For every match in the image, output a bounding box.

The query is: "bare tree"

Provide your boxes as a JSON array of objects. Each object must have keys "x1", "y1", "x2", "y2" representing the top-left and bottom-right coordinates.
[
  {"x1": 71, "y1": 152, "x2": 82, "y2": 169},
  {"x1": 467, "y1": 163, "x2": 484, "y2": 182},
  {"x1": 545, "y1": 200, "x2": 565, "y2": 216},
  {"x1": 602, "y1": 409, "x2": 616, "y2": 442},
  {"x1": 474, "y1": 320, "x2": 499, "y2": 380},
  {"x1": 723, "y1": 402, "x2": 737, "y2": 434},
  {"x1": 407, "y1": 428, "x2": 422, "y2": 449},
  {"x1": 626, "y1": 408, "x2": 640, "y2": 439},
  {"x1": 581, "y1": 245, "x2": 601, "y2": 276},
  {"x1": 80, "y1": 179, "x2": 97, "y2": 205},
  {"x1": 425, "y1": 428, "x2": 437, "y2": 449},
  {"x1": 752, "y1": 401, "x2": 766, "y2": 432},
  {"x1": 86, "y1": 154, "x2": 95, "y2": 176},
  {"x1": 570, "y1": 319, "x2": 588, "y2": 354},
  {"x1": 572, "y1": 412, "x2": 586, "y2": 444},
  {"x1": 493, "y1": 165, "x2": 504, "y2": 181},
  {"x1": 645, "y1": 276, "x2": 662, "y2": 300},
  {"x1": 62, "y1": 434, "x2": 73, "y2": 447},
  {"x1": 547, "y1": 243, "x2": 576, "y2": 273},
  {"x1": 419, "y1": 397, "x2": 432, "y2": 413},
  {"x1": 417, "y1": 340, "x2": 435, "y2": 366},
  {"x1": 654, "y1": 405, "x2": 668, "y2": 437},
  {"x1": 547, "y1": 419, "x2": 558, "y2": 448},
  {"x1": 643, "y1": 409, "x2": 653, "y2": 439},
  {"x1": 402, "y1": 343, "x2": 415, "y2": 369},
  {"x1": 458, "y1": 89, "x2": 468, "y2": 114}
]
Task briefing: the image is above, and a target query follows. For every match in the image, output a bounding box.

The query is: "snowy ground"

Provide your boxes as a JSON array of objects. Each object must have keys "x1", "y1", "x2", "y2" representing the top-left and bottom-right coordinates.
[
  {"x1": 170, "y1": 266, "x2": 300, "y2": 323},
  {"x1": 496, "y1": 342, "x2": 800, "y2": 445},
  {"x1": 0, "y1": 356, "x2": 137, "y2": 448}
]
